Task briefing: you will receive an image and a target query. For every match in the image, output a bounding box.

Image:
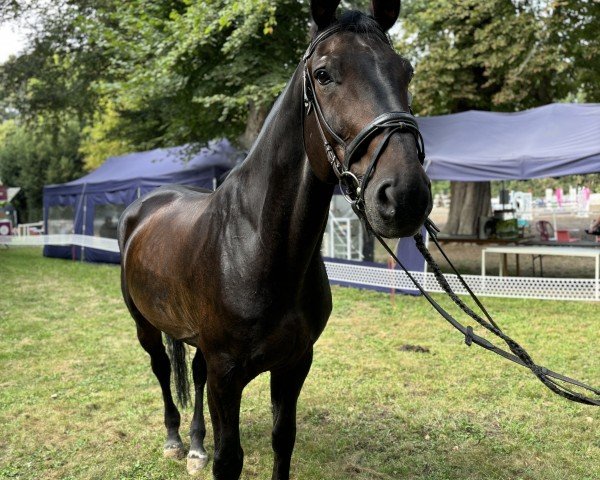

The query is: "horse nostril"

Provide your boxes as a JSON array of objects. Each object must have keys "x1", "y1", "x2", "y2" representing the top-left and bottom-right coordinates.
[{"x1": 376, "y1": 181, "x2": 398, "y2": 220}]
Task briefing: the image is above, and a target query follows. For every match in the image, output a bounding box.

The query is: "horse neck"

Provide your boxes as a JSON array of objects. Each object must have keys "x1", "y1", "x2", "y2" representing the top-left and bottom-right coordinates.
[{"x1": 231, "y1": 64, "x2": 334, "y2": 268}]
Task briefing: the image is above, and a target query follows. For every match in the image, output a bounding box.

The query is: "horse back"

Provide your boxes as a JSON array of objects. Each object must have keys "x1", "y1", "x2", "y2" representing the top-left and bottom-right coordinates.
[{"x1": 118, "y1": 185, "x2": 212, "y2": 251}]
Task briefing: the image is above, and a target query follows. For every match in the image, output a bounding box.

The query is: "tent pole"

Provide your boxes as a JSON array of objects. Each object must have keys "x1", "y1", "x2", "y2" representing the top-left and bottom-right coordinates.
[
  {"x1": 81, "y1": 194, "x2": 87, "y2": 262},
  {"x1": 72, "y1": 183, "x2": 87, "y2": 261}
]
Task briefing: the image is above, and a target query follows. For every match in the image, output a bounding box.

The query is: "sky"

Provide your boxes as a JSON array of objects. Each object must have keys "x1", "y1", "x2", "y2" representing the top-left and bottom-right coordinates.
[{"x1": 0, "y1": 22, "x2": 26, "y2": 63}]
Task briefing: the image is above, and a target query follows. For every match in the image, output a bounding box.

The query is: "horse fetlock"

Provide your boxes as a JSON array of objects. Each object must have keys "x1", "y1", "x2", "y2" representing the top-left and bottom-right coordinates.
[{"x1": 163, "y1": 438, "x2": 185, "y2": 460}]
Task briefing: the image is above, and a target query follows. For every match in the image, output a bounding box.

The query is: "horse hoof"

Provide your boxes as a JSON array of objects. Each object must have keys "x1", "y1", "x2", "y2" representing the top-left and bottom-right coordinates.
[
  {"x1": 163, "y1": 443, "x2": 185, "y2": 460},
  {"x1": 187, "y1": 450, "x2": 209, "y2": 475}
]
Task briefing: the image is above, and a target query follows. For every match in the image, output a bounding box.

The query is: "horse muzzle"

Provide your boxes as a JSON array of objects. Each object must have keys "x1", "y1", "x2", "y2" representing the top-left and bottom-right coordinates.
[{"x1": 364, "y1": 168, "x2": 432, "y2": 238}]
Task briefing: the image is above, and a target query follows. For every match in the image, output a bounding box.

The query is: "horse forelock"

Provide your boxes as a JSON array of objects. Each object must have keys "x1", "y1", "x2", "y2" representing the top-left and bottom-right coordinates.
[
  {"x1": 308, "y1": 10, "x2": 412, "y2": 78},
  {"x1": 311, "y1": 11, "x2": 386, "y2": 41}
]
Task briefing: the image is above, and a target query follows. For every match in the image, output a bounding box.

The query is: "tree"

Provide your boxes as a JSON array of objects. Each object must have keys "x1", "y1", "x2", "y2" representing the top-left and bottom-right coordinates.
[
  {"x1": 78, "y1": 100, "x2": 134, "y2": 170},
  {"x1": 0, "y1": 1, "x2": 113, "y2": 128},
  {"x1": 0, "y1": 119, "x2": 84, "y2": 222},
  {"x1": 397, "y1": 0, "x2": 599, "y2": 235},
  {"x1": 0, "y1": 1, "x2": 313, "y2": 219},
  {"x1": 83, "y1": 0, "x2": 311, "y2": 151},
  {"x1": 1, "y1": 1, "x2": 315, "y2": 156},
  {"x1": 549, "y1": 0, "x2": 600, "y2": 103}
]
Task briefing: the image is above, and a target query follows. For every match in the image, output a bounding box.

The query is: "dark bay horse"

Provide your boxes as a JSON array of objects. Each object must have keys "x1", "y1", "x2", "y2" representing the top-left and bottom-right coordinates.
[{"x1": 118, "y1": 1, "x2": 432, "y2": 478}]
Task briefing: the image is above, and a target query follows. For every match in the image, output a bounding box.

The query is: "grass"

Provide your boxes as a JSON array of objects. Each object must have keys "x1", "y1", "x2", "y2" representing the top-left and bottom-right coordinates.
[{"x1": 0, "y1": 247, "x2": 599, "y2": 480}]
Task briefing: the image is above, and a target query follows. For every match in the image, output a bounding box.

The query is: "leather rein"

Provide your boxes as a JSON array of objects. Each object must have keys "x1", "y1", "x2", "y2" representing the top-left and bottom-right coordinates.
[{"x1": 303, "y1": 24, "x2": 600, "y2": 406}]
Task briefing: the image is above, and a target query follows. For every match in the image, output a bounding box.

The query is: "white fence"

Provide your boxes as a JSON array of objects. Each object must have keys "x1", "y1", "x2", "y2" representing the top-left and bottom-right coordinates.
[
  {"x1": 2, "y1": 234, "x2": 598, "y2": 301},
  {"x1": 0, "y1": 234, "x2": 119, "y2": 252},
  {"x1": 325, "y1": 261, "x2": 599, "y2": 301},
  {"x1": 15, "y1": 221, "x2": 44, "y2": 236}
]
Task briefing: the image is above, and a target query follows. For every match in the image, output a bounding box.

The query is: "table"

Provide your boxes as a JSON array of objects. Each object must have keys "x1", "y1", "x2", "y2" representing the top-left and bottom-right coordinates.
[
  {"x1": 481, "y1": 246, "x2": 600, "y2": 300},
  {"x1": 436, "y1": 234, "x2": 531, "y2": 246}
]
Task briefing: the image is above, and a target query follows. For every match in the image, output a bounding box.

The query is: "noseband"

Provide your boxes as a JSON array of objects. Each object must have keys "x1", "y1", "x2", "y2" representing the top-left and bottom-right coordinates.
[{"x1": 302, "y1": 24, "x2": 425, "y2": 210}]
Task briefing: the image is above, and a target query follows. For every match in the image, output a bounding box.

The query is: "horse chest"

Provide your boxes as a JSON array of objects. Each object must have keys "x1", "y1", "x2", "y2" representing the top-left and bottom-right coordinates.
[
  {"x1": 222, "y1": 310, "x2": 323, "y2": 375},
  {"x1": 194, "y1": 267, "x2": 331, "y2": 373}
]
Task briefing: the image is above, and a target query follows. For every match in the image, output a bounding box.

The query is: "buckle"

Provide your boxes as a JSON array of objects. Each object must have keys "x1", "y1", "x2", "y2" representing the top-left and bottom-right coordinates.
[
  {"x1": 465, "y1": 325, "x2": 474, "y2": 347},
  {"x1": 339, "y1": 171, "x2": 361, "y2": 205}
]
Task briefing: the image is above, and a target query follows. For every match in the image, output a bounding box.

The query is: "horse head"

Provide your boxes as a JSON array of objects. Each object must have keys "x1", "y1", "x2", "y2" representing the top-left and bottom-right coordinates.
[{"x1": 305, "y1": 0, "x2": 432, "y2": 238}]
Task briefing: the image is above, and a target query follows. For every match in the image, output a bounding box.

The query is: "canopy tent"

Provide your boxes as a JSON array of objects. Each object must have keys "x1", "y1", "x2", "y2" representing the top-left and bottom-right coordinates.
[
  {"x1": 420, "y1": 103, "x2": 600, "y2": 181},
  {"x1": 43, "y1": 139, "x2": 242, "y2": 263}
]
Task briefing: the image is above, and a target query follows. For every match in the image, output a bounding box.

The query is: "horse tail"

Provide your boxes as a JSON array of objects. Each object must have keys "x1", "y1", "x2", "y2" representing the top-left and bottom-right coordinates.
[{"x1": 164, "y1": 335, "x2": 191, "y2": 408}]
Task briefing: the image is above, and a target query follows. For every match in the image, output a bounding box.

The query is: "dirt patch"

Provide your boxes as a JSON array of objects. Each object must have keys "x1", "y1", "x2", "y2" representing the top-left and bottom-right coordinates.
[{"x1": 399, "y1": 344, "x2": 430, "y2": 353}]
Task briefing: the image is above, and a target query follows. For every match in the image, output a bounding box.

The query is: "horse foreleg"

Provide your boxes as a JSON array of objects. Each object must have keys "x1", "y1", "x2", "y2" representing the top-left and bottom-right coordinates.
[
  {"x1": 270, "y1": 348, "x2": 313, "y2": 480},
  {"x1": 187, "y1": 348, "x2": 209, "y2": 475},
  {"x1": 207, "y1": 370, "x2": 245, "y2": 480},
  {"x1": 135, "y1": 320, "x2": 185, "y2": 459}
]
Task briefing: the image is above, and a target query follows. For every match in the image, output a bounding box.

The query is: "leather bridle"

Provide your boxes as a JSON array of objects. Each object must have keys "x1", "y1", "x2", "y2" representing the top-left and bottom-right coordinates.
[
  {"x1": 302, "y1": 23, "x2": 600, "y2": 407},
  {"x1": 302, "y1": 24, "x2": 425, "y2": 211}
]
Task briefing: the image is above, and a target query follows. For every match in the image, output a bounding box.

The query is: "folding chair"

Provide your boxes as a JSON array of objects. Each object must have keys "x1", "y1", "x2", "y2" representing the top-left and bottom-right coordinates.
[{"x1": 535, "y1": 220, "x2": 554, "y2": 241}]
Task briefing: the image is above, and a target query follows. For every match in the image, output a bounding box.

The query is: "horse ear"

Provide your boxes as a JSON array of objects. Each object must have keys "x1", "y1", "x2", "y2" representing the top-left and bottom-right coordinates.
[
  {"x1": 370, "y1": 0, "x2": 401, "y2": 31},
  {"x1": 311, "y1": 0, "x2": 341, "y2": 30}
]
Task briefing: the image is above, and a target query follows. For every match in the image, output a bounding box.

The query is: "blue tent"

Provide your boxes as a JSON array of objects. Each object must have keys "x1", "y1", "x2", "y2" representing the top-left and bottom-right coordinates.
[
  {"x1": 420, "y1": 103, "x2": 600, "y2": 181},
  {"x1": 42, "y1": 104, "x2": 599, "y2": 265},
  {"x1": 43, "y1": 139, "x2": 242, "y2": 263}
]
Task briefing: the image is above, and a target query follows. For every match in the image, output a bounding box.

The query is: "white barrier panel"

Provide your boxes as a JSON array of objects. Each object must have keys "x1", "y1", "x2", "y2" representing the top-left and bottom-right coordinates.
[
  {"x1": 324, "y1": 261, "x2": 599, "y2": 301},
  {"x1": 2, "y1": 234, "x2": 598, "y2": 301},
  {"x1": 0, "y1": 234, "x2": 120, "y2": 253}
]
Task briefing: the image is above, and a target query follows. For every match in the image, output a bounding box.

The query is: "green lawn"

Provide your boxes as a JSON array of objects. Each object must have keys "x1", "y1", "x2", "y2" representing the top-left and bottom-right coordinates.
[{"x1": 0, "y1": 248, "x2": 598, "y2": 480}]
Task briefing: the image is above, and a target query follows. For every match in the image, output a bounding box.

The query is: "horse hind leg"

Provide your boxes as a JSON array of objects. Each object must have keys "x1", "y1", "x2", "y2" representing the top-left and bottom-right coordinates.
[
  {"x1": 187, "y1": 348, "x2": 209, "y2": 475},
  {"x1": 133, "y1": 313, "x2": 185, "y2": 460}
]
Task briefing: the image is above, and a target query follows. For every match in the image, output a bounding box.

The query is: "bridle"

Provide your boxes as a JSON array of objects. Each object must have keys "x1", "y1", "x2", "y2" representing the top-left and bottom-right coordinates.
[
  {"x1": 302, "y1": 24, "x2": 425, "y2": 211},
  {"x1": 302, "y1": 22, "x2": 600, "y2": 407}
]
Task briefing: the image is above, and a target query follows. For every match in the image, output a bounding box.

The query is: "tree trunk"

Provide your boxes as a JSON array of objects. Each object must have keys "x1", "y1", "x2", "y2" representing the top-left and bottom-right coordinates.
[
  {"x1": 443, "y1": 181, "x2": 492, "y2": 236},
  {"x1": 237, "y1": 101, "x2": 271, "y2": 150}
]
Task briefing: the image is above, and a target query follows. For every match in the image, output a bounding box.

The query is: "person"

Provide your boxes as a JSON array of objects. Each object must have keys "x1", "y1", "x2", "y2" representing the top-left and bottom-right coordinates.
[
  {"x1": 585, "y1": 216, "x2": 600, "y2": 235},
  {"x1": 99, "y1": 216, "x2": 118, "y2": 238}
]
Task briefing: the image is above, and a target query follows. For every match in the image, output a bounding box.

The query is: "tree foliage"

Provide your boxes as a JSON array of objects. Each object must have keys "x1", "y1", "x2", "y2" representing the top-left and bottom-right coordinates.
[
  {"x1": 0, "y1": 119, "x2": 84, "y2": 221},
  {"x1": 0, "y1": 0, "x2": 598, "y2": 224},
  {"x1": 0, "y1": 1, "x2": 112, "y2": 126},
  {"x1": 1, "y1": 1, "x2": 310, "y2": 152},
  {"x1": 398, "y1": 0, "x2": 600, "y2": 116},
  {"x1": 99, "y1": 0, "x2": 308, "y2": 149}
]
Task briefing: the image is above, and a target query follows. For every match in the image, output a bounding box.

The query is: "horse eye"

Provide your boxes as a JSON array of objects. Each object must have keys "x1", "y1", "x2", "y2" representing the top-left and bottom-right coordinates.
[{"x1": 315, "y1": 69, "x2": 332, "y2": 85}]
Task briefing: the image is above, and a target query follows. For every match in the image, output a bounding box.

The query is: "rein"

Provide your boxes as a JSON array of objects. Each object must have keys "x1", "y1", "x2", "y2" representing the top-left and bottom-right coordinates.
[{"x1": 304, "y1": 24, "x2": 600, "y2": 407}]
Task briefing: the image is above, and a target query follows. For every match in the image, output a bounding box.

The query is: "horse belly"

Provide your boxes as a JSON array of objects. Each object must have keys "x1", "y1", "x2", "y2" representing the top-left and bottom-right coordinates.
[
  {"x1": 127, "y1": 249, "x2": 205, "y2": 338},
  {"x1": 122, "y1": 212, "x2": 212, "y2": 339}
]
